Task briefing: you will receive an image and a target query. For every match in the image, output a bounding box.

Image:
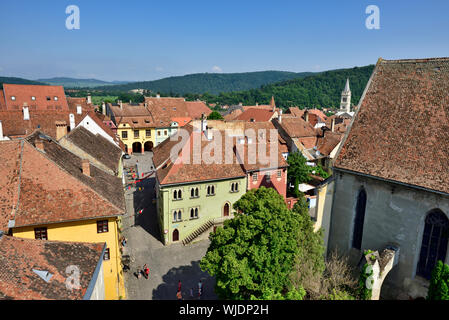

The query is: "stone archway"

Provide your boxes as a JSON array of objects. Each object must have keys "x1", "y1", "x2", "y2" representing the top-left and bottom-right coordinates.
[
  {"x1": 144, "y1": 141, "x2": 154, "y2": 152},
  {"x1": 132, "y1": 142, "x2": 142, "y2": 154}
]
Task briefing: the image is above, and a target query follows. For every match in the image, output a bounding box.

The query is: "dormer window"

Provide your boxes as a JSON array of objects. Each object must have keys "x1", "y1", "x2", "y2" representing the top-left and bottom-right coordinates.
[
  {"x1": 54, "y1": 96, "x2": 58, "y2": 101},
  {"x1": 11, "y1": 96, "x2": 16, "y2": 101},
  {"x1": 46, "y1": 96, "x2": 51, "y2": 101},
  {"x1": 31, "y1": 96, "x2": 36, "y2": 101}
]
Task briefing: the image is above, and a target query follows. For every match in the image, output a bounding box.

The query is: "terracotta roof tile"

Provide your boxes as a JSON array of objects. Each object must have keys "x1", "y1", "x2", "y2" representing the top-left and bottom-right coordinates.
[
  {"x1": 235, "y1": 108, "x2": 275, "y2": 122},
  {"x1": 2, "y1": 84, "x2": 68, "y2": 111},
  {"x1": 0, "y1": 236, "x2": 104, "y2": 300},
  {"x1": 185, "y1": 101, "x2": 212, "y2": 119},
  {"x1": 335, "y1": 57, "x2": 449, "y2": 194}
]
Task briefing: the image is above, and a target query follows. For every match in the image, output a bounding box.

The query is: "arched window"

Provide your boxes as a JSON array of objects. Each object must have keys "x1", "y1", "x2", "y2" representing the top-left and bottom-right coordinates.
[
  {"x1": 211, "y1": 186, "x2": 215, "y2": 195},
  {"x1": 190, "y1": 208, "x2": 194, "y2": 219},
  {"x1": 417, "y1": 209, "x2": 449, "y2": 279},
  {"x1": 191, "y1": 188, "x2": 195, "y2": 198},
  {"x1": 231, "y1": 183, "x2": 235, "y2": 192},
  {"x1": 177, "y1": 210, "x2": 182, "y2": 221},
  {"x1": 352, "y1": 188, "x2": 367, "y2": 250},
  {"x1": 195, "y1": 208, "x2": 198, "y2": 218},
  {"x1": 207, "y1": 186, "x2": 210, "y2": 195},
  {"x1": 235, "y1": 183, "x2": 239, "y2": 192},
  {"x1": 178, "y1": 190, "x2": 182, "y2": 199},
  {"x1": 195, "y1": 188, "x2": 199, "y2": 197},
  {"x1": 173, "y1": 190, "x2": 178, "y2": 200}
]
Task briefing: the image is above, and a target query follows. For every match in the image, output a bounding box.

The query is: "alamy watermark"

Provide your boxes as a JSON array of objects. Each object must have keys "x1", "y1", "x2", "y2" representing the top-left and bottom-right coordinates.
[
  {"x1": 365, "y1": 5, "x2": 380, "y2": 30},
  {"x1": 65, "y1": 265, "x2": 81, "y2": 291},
  {"x1": 66, "y1": 5, "x2": 80, "y2": 30}
]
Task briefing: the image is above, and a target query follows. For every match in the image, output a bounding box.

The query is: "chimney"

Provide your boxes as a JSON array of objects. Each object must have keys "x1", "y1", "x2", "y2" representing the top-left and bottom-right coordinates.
[
  {"x1": 87, "y1": 94, "x2": 92, "y2": 104},
  {"x1": 279, "y1": 109, "x2": 282, "y2": 124},
  {"x1": 35, "y1": 139, "x2": 44, "y2": 152},
  {"x1": 76, "y1": 105, "x2": 82, "y2": 115},
  {"x1": 156, "y1": 93, "x2": 160, "y2": 99},
  {"x1": 238, "y1": 102, "x2": 242, "y2": 107},
  {"x1": 55, "y1": 121, "x2": 68, "y2": 140},
  {"x1": 256, "y1": 102, "x2": 259, "y2": 106},
  {"x1": 102, "y1": 102, "x2": 106, "y2": 115},
  {"x1": 69, "y1": 114, "x2": 75, "y2": 131},
  {"x1": 304, "y1": 110, "x2": 309, "y2": 123},
  {"x1": 201, "y1": 113, "x2": 207, "y2": 133},
  {"x1": 0, "y1": 120, "x2": 3, "y2": 140},
  {"x1": 81, "y1": 159, "x2": 91, "y2": 177},
  {"x1": 331, "y1": 118, "x2": 335, "y2": 132},
  {"x1": 23, "y1": 103, "x2": 30, "y2": 120},
  {"x1": 119, "y1": 100, "x2": 123, "y2": 109}
]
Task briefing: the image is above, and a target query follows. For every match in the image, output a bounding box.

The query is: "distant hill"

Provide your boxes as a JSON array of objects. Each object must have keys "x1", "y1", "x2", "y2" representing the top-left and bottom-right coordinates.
[
  {"x1": 184, "y1": 65, "x2": 376, "y2": 109},
  {"x1": 37, "y1": 77, "x2": 129, "y2": 88},
  {"x1": 94, "y1": 71, "x2": 316, "y2": 95},
  {"x1": 0, "y1": 76, "x2": 46, "y2": 88}
]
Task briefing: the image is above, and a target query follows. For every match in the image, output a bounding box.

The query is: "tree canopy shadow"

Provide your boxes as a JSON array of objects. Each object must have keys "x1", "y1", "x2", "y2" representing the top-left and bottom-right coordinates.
[{"x1": 152, "y1": 260, "x2": 218, "y2": 300}]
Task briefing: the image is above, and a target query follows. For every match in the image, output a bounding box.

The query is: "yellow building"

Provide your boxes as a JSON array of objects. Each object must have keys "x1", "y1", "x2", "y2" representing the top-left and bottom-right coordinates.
[
  {"x1": 0, "y1": 134, "x2": 127, "y2": 300},
  {"x1": 108, "y1": 102, "x2": 156, "y2": 154}
]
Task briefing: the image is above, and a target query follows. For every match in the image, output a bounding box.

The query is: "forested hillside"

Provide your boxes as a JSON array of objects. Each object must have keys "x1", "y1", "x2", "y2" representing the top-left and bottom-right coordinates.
[
  {"x1": 0, "y1": 77, "x2": 46, "y2": 88},
  {"x1": 95, "y1": 71, "x2": 315, "y2": 95},
  {"x1": 184, "y1": 65, "x2": 375, "y2": 109}
]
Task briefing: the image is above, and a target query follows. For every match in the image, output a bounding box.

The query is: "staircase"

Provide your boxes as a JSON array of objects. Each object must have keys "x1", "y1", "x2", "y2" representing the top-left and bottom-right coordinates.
[{"x1": 182, "y1": 220, "x2": 214, "y2": 246}]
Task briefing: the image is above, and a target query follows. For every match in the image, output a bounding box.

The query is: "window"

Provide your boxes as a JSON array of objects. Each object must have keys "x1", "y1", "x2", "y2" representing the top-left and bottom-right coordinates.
[
  {"x1": 122, "y1": 131, "x2": 128, "y2": 139},
  {"x1": 97, "y1": 220, "x2": 109, "y2": 233},
  {"x1": 146, "y1": 130, "x2": 151, "y2": 137},
  {"x1": 34, "y1": 227, "x2": 48, "y2": 240},
  {"x1": 103, "y1": 248, "x2": 110, "y2": 260},
  {"x1": 31, "y1": 96, "x2": 36, "y2": 101},
  {"x1": 277, "y1": 170, "x2": 282, "y2": 178},
  {"x1": 190, "y1": 208, "x2": 199, "y2": 219},
  {"x1": 164, "y1": 130, "x2": 168, "y2": 136},
  {"x1": 54, "y1": 96, "x2": 58, "y2": 101},
  {"x1": 190, "y1": 187, "x2": 199, "y2": 198},
  {"x1": 173, "y1": 210, "x2": 182, "y2": 222},
  {"x1": 265, "y1": 172, "x2": 271, "y2": 182},
  {"x1": 158, "y1": 131, "x2": 161, "y2": 136},
  {"x1": 207, "y1": 185, "x2": 215, "y2": 196},
  {"x1": 11, "y1": 96, "x2": 16, "y2": 101},
  {"x1": 252, "y1": 172, "x2": 258, "y2": 182},
  {"x1": 134, "y1": 130, "x2": 139, "y2": 138},
  {"x1": 352, "y1": 188, "x2": 367, "y2": 250},
  {"x1": 173, "y1": 189, "x2": 182, "y2": 200},
  {"x1": 342, "y1": 97, "x2": 347, "y2": 102},
  {"x1": 231, "y1": 182, "x2": 239, "y2": 193},
  {"x1": 46, "y1": 96, "x2": 51, "y2": 101}
]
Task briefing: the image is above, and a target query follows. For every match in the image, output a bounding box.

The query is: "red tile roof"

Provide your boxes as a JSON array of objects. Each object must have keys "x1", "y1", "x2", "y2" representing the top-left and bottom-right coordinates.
[
  {"x1": 185, "y1": 101, "x2": 212, "y2": 119},
  {"x1": 0, "y1": 136, "x2": 124, "y2": 231},
  {"x1": 235, "y1": 108, "x2": 275, "y2": 122},
  {"x1": 0, "y1": 236, "x2": 104, "y2": 300},
  {"x1": 1, "y1": 84, "x2": 68, "y2": 111},
  {"x1": 335, "y1": 57, "x2": 449, "y2": 194},
  {"x1": 0, "y1": 110, "x2": 86, "y2": 139}
]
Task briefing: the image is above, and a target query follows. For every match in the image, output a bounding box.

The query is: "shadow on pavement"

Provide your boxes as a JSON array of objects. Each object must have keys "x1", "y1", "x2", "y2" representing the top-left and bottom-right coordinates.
[
  {"x1": 152, "y1": 260, "x2": 217, "y2": 300},
  {"x1": 132, "y1": 176, "x2": 164, "y2": 244}
]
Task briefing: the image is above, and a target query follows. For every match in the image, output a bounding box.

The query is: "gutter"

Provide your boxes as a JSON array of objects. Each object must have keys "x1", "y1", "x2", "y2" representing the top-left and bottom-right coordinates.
[
  {"x1": 83, "y1": 243, "x2": 107, "y2": 300},
  {"x1": 334, "y1": 167, "x2": 449, "y2": 198}
]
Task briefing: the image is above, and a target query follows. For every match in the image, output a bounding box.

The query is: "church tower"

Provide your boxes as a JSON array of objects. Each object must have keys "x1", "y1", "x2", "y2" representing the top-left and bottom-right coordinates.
[{"x1": 340, "y1": 78, "x2": 351, "y2": 113}]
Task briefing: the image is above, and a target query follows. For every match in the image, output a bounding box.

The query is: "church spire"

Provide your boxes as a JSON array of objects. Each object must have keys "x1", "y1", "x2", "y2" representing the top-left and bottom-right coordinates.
[
  {"x1": 340, "y1": 78, "x2": 351, "y2": 113},
  {"x1": 270, "y1": 96, "x2": 276, "y2": 112}
]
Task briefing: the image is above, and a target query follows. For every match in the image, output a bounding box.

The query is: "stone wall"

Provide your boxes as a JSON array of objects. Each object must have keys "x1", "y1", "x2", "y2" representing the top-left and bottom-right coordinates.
[{"x1": 328, "y1": 170, "x2": 449, "y2": 299}]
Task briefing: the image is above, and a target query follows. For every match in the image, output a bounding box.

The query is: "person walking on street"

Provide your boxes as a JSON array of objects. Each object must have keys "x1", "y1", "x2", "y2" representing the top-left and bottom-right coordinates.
[
  {"x1": 176, "y1": 290, "x2": 182, "y2": 300},
  {"x1": 178, "y1": 280, "x2": 182, "y2": 292},
  {"x1": 198, "y1": 280, "x2": 203, "y2": 298}
]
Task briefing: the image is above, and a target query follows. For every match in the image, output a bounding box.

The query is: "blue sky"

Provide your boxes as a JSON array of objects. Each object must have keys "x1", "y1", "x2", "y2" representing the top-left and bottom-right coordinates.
[{"x1": 0, "y1": 0, "x2": 448, "y2": 81}]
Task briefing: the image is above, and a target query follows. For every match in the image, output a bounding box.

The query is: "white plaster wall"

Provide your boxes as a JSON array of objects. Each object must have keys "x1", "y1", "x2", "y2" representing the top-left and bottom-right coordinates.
[{"x1": 77, "y1": 115, "x2": 116, "y2": 146}]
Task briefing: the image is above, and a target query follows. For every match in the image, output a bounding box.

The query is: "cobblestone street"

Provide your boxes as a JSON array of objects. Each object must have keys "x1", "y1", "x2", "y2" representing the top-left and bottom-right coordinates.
[{"x1": 121, "y1": 153, "x2": 217, "y2": 300}]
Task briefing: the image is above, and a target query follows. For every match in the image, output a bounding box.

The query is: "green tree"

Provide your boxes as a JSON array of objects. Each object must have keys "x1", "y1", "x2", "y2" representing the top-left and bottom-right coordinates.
[
  {"x1": 287, "y1": 151, "x2": 311, "y2": 197},
  {"x1": 200, "y1": 187, "x2": 304, "y2": 300},
  {"x1": 289, "y1": 201, "x2": 325, "y2": 297},
  {"x1": 207, "y1": 111, "x2": 224, "y2": 120},
  {"x1": 427, "y1": 261, "x2": 449, "y2": 300}
]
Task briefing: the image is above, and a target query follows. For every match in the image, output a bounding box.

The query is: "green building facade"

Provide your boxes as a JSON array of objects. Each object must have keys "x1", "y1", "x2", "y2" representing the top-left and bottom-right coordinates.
[{"x1": 157, "y1": 176, "x2": 247, "y2": 245}]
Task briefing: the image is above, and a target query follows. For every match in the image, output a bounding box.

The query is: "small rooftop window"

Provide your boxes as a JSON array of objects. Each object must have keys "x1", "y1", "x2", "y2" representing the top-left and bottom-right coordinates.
[
  {"x1": 54, "y1": 96, "x2": 58, "y2": 101},
  {"x1": 31, "y1": 96, "x2": 36, "y2": 101},
  {"x1": 46, "y1": 96, "x2": 51, "y2": 101},
  {"x1": 11, "y1": 96, "x2": 16, "y2": 101}
]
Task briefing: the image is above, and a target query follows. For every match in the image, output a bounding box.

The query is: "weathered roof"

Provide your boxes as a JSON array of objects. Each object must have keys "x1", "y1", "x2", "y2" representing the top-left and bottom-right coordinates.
[
  {"x1": 335, "y1": 57, "x2": 449, "y2": 194},
  {"x1": 1, "y1": 84, "x2": 68, "y2": 111},
  {"x1": 63, "y1": 126, "x2": 122, "y2": 173},
  {"x1": 0, "y1": 110, "x2": 86, "y2": 139},
  {"x1": 0, "y1": 135, "x2": 124, "y2": 230},
  {"x1": 185, "y1": 101, "x2": 212, "y2": 119},
  {"x1": 275, "y1": 116, "x2": 316, "y2": 138},
  {"x1": 0, "y1": 236, "x2": 104, "y2": 300}
]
